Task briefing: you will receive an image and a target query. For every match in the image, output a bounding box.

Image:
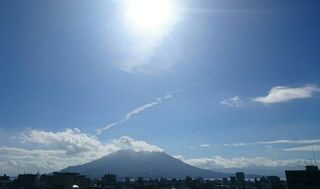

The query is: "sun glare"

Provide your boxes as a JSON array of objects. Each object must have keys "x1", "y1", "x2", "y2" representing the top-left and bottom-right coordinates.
[{"x1": 124, "y1": 0, "x2": 173, "y2": 32}]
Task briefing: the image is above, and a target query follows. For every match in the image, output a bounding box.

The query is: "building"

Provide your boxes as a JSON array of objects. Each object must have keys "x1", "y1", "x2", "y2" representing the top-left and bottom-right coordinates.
[
  {"x1": 101, "y1": 173, "x2": 117, "y2": 187},
  {"x1": 285, "y1": 165, "x2": 320, "y2": 189},
  {"x1": 0, "y1": 174, "x2": 11, "y2": 189},
  {"x1": 266, "y1": 176, "x2": 283, "y2": 189},
  {"x1": 18, "y1": 174, "x2": 39, "y2": 189},
  {"x1": 40, "y1": 172, "x2": 89, "y2": 189},
  {"x1": 235, "y1": 172, "x2": 245, "y2": 189}
]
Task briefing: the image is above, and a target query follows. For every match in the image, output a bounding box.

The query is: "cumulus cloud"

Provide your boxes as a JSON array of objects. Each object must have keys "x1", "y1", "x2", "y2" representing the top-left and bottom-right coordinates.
[
  {"x1": 0, "y1": 147, "x2": 81, "y2": 175},
  {"x1": 253, "y1": 84, "x2": 320, "y2": 104},
  {"x1": 220, "y1": 96, "x2": 243, "y2": 107},
  {"x1": 1, "y1": 129, "x2": 164, "y2": 175},
  {"x1": 112, "y1": 136, "x2": 163, "y2": 152},
  {"x1": 21, "y1": 129, "x2": 162, "y2": 155},
  {"x1": 176, "y1": 155, "x2": 307, "y2": 170},
  {"x1": 21, "y1": 128, "x2": 103, "y2": 155}
]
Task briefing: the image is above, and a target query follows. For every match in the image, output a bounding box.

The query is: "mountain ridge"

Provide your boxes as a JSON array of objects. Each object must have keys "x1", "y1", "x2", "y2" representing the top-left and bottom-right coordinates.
[{"x1": 60, "y1": 150, "x2": 231, "y2": 179}]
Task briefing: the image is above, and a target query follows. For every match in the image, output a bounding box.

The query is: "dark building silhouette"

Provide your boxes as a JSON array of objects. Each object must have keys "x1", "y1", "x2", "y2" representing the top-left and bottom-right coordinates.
[
  {"x1": 266, "y1": 176, "x2": 283, "y2": 189},
  {"x1": 18, "y1": 173, "x2": 39, "y2": 189},
  {"x1": 136, "y1": 177, "x2": 144, "y2": 186},
  {"x1": 40, "y1": 172, "x2": 89, "y2": 189},
  {"x1": 0, "y1": 174, "x2": 11, "y2": 189},
  {"x1": 286, "y1": 165, "x2": 320, "y2": 189},
  {"x1": 230, "y1": 176, "x2": 236, "y2": 185},
  {"x1": 101, "y1": 173, "x2": 117, "y2": 187},
  {"x1": 229, "y1": 176, "x2": 236, "y2": 189},
  {"x1": 253, "y1": 176, "x2": 284, "y2": 189},
  {"x1": 235, "y1": 172, "x2": 245, "y2": 189},
  {"x1": 222, "y1": 177, "x2": 228, "y2": 185},
  {"x1": 254, "y1": 178, "x2": 262, "y2": 189},
  {"x1": 124, "y1": 177, "x2": 130, "y2": 185},
  {"x1": 0, "y1": 175, "x2": 9, "y2": 181}
]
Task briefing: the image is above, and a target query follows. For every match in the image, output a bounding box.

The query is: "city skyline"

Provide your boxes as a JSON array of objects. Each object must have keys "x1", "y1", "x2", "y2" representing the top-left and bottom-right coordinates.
[{"x1": 1, "y1": 0, "x2": 320, "y2": 176}]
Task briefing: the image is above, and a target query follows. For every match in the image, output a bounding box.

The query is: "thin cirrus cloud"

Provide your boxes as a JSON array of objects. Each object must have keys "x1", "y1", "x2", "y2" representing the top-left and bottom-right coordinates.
[
  {"x1": 253, "y1": 84, "x2": 320, "y2": 104},
  {"x1": 199, "y1": 144, "x2": 211, "y2": 148},
  {"x1": 174, "y1": 155, "x2": 307, "y2": 169},
  {"x1": 220, "y1": 96, "x2": 243, "y2": 107},
  {"x1": 284, "y1": 144, "x2": 320, "y2": 152},
  {"x1": 257, "y1": 139, "x2": 320, "y2": 145},
  {"x1": 223, "y1": 139, "x2": 320, "y2": 149}
]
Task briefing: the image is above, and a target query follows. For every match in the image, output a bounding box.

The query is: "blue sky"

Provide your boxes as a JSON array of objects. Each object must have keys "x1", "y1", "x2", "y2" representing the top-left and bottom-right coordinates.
[{"x1": 1, "y1": 0, "x2": 320, "y2": 176}]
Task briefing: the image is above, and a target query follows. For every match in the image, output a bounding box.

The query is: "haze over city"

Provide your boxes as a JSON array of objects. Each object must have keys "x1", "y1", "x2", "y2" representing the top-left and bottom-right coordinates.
[{"x1": 1, "y1": 0, "x2": 320, "y2": 178}]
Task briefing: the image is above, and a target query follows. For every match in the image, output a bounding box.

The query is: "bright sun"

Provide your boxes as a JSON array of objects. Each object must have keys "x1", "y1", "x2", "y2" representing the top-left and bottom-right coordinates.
[{"x1": 124, "y1": 0, "x2": 173, "y2": 32}]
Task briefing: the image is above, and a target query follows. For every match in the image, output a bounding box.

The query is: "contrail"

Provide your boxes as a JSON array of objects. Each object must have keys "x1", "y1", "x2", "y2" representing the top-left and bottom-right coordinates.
[
  {"x1": 96, "y1": 90, "x2": 182, "y2": 134},
  {"x1": 96, "y1": 68, "x2": 226, "y2": 135}
]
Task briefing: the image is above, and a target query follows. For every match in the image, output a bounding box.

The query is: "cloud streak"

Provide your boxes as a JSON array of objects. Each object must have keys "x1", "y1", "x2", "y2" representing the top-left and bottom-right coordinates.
[
  {"x1": 220, "y1": 96, "x2": 243, "y2": 107},
  {"x1": 284, "y1": 144, "x2": 320, "y2": 152},
  {"x1": 199, "y1": 144, "x2": 211, "y2": 148},
  {"x1": 258, "y1": 139, "x2": 320, "y2": 145},
  {"x1": 97, "y1": 90, "x2": 181, "y2": 134},
  {"x1": 253, "y1": 84, "x2": 320, "y2": 104},
  {"x1": 223, "y1": 139, "x2": 320, "y2": 150},
  {"x1": 175, "y1": 155, "x2": 308, "y2": 169}
]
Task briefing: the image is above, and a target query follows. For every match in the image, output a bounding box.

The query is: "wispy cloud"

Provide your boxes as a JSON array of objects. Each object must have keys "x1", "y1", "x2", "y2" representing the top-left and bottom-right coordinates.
[
  {"x1": 232, "y1": 143, "x2": 247, "y2": 147},
  {"x1": 284, "y1": 144, "x2": 320, "y2": 152},
  {"x1": 220, "y1": 96, "x2": 243, "y2": 107},
  {"x1": 253, "y1": 84, "x2": 320, "y2": 104},
  {"x1": 257, "y1": 139, "x2": 320, "y2": 145},
  {"x1": 175, "y1": 155, "x2": 307, "y2": 169},
  {"x1": 223, "y1": 139, "x2": 320, "y2": 149},
  {"x1": 199, "y1": 144, "x2": 211, "y2": 148},
  {"x1": 97, "y1": 90, "x2": 181, "y2": 134}
]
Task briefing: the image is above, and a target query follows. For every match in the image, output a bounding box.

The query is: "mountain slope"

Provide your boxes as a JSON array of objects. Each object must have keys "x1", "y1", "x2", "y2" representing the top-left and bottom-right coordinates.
[{"x1": 60, "y1": 150, "x2": 230, "y2": 178}]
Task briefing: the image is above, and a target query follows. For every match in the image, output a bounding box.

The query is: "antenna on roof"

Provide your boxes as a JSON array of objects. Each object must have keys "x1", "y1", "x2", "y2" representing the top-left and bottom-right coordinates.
[{"x1": 312, "y1": 148, "x2": 317, "y2": 165}]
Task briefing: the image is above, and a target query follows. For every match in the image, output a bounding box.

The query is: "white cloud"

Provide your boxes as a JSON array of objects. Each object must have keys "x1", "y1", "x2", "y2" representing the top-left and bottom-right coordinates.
[
  {"x1": 177, "y1": 155, "x2": 307, "y2": 170},
  {"x1": 21, "y1": 129, "x2": 162, "y2": 154},
  {"x1": 253, "y1": 84, "x2": 320, "y2": 104},
  {"x1": 97, "y1": 90, "x2": 182, "y2": 134},
  {"x1": 199, "y1": 144, "x2": 211, "y2": 148},
  {"x1": 220, "y1": 96, "x2": 243, "y2": 107},
  {"x1": 232, "y1": 143, "x2": 247, "y2": 147},
  {"x1": 112, "y1": 136, "x2": 163, "y2": 152},
  {"x1": 21, "y1": 128, "x2": 103, "y2": 155},
  {"x1": 1, "y1": 129, "x2": 164, "y2": 175},
  {"x1": 284, "y1": 144, "x2": 320, "y2": 152},
  {"x1": 257, "y1": 139, "x2": 320, "y2": 145},
  {"x1": 223, "y1": 139, "x2": 320, "y2": 149}
]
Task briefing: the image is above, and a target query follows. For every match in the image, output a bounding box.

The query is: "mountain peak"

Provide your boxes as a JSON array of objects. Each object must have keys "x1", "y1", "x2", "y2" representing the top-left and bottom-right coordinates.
[{"x1": 61, "y1": 150, "x2": 229, "y2": 179}]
